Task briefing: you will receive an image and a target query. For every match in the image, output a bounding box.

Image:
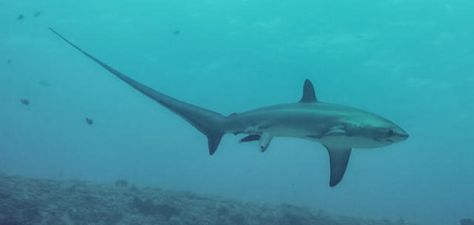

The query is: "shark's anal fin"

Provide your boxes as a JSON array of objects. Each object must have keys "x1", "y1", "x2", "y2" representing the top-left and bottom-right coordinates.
[
  {"x1": 259, "y1": 133, "x2": 273, "y2": 152},
  {"x1": 240, "y1": 135, "x2": 261, "y2": 143},
  {"x1": 299, "y1": 79, "x2": 318, "y2": 103},
  {"x1": 324, "y1": 145, "x2": 352, "y2": 187}
]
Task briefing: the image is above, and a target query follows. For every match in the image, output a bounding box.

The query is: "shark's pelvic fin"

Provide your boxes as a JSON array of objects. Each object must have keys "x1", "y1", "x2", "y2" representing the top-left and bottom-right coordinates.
[
  {"x1": 259, "y1": 133, "x2": 273, "y2": 152},
  {"x1": 240, "y1": 134, "x2": 261, "y2": 143},
  {"x1": 239, "y1": 133, "x2": 272, "y2": 152},
  {"x1": 299, "y1": 79, "x2": 318, "y2": 103},
  {"x1": 49, "y1": 28, "x2": 227, "y2": 155},
  {"x1": 325, "y1": 145, "x2": 352, "y2": 187}
]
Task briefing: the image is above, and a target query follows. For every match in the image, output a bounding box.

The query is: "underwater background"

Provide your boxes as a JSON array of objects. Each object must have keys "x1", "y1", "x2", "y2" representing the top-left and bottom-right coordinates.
[{"x1": 1, "y1": 0, "x2": 473, "y2": 224}]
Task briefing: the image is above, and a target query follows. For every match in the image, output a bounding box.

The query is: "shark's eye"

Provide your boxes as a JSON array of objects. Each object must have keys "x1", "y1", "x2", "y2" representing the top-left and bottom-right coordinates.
[{"x1": 387, "y1": 129, "x2": 394, "y2": 136}]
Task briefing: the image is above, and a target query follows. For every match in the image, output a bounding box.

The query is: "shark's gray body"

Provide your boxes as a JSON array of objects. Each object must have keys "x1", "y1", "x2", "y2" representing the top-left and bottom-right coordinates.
[{"x1": 50, "y1": 28, "x2": 408, "y2": 187}]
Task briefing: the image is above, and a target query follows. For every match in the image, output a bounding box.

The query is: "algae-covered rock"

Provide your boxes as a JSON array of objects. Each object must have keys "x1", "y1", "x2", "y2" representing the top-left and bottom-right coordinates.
[
  {"x1": 0, "y1": 174, "x2": 423, "y2": 225},
  {"x1": 461, "y1": 218, "x2": 474, "y2": 225}
]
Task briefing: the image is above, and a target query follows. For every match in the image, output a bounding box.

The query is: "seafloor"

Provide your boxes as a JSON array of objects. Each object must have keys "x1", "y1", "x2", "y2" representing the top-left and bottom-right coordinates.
[{"x1": 0, "y1": 173, "x2": 419, "y2": 225}]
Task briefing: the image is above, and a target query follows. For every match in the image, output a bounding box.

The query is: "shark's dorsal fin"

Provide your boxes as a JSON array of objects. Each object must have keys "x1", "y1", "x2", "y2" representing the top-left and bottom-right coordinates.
[{"x1": 299, "y1": 79, "x2": 318, "y2": 103}]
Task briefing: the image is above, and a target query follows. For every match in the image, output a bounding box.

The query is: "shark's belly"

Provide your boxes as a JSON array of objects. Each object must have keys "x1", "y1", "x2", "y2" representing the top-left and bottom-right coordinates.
[
  {"x1": 229, "y1": 111, "x2": 389, "y2": 149},
  {"x1": 320, "y1": 136, "x2": 387, "y2": 149},
  {"x1": 265, "y1": 126, "x2": 383, "y2": 148},
  {"x1": 233, "y1": 112, "x2": 332, "y2": 138}
]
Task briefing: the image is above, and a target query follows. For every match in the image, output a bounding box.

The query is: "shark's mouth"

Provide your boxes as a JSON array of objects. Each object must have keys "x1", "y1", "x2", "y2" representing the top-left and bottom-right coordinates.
[{"x1": 373, "y1": 137, "x2": 394, "y2": 143}]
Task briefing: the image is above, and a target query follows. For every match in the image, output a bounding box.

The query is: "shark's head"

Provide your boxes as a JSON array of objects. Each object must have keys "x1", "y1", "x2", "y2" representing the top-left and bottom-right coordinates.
[
  {"x1": 361, "y1": 122, "x2": 409, "y2": 146},
  {"x1": 342, "y1": 112, "x2": 409, "y2": 148}
]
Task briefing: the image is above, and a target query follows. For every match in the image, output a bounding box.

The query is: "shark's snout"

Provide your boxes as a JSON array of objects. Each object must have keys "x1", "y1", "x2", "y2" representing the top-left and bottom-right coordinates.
[{"x1": 390, "y1": 127, "x2": 409, "y2": 142}]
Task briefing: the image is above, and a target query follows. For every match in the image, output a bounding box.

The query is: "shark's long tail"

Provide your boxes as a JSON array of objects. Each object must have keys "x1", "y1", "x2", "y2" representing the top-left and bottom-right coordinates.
[{"x1": 49, "y1": 28, "x2": 227, "y2": 155}]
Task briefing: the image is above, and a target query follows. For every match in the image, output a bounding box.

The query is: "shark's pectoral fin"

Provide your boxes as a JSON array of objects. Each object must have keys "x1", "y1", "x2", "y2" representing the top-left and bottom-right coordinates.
[
  {"x1": 259, "y1": 133, "x2": 273, "y2": 152},
  {"x1": 324, "y1": 145, "x2": 352, "y2": 187},
  {"x1": 239, "y1": 135, "x2": 261, "y2": 143}
]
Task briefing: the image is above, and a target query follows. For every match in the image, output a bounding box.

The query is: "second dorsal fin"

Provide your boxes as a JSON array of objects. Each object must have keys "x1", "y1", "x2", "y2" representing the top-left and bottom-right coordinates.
[{"x1": 299, "y1": 79, "x2": 318, "y2": 103}]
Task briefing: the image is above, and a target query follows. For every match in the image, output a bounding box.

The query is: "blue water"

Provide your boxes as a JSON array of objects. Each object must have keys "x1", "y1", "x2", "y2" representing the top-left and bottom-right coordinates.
[{"x1": 1, "y1": 0, "x2": 473, "y2": 224}]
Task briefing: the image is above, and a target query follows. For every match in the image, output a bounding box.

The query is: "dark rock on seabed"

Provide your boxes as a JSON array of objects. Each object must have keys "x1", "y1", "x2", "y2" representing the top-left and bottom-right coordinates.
[{"x1": 0, "y1": 174, "x2": 421, "y2": 225}]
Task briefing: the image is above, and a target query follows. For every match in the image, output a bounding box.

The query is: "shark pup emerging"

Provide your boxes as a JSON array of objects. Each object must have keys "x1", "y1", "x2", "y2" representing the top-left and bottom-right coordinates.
[{"x1": 50, "y1": 28, "x2": 408, "y2": 187}]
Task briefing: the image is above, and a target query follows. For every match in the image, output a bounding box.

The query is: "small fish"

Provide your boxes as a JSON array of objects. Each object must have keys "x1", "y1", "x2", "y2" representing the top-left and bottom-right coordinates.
[
  {"x1": 173, "y1": 30, "x2": 181, "y2": 35},
  {"x1": 6, "y1": 59, "x2": 12, "y2": 64},
  {"x1": 17, "y1": 14, "x2": 24, "y2": 21},
  {"x1": 20, "y1": 99, "x2": 30, "y2": 106},
  {"x1": 85, "y1": 117, "x2": 94, "y2": 125},
  {"x1": 38, "y1": 80, "x2": 51, "y2": 87},
  {"x1": 34, "y1": 11, "x2": 41, "y2": 17}
]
